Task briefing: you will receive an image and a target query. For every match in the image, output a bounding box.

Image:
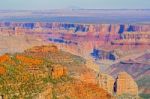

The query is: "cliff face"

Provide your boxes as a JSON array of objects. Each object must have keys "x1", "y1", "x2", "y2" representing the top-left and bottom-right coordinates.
[
  {"x1": 97, "y1": 72, "x2": 138, "y2": 96},
  {"x1": 0, "y1": 45, "x2": 115, "y2": 99},
  {"x1": 27, "y1": 45, "x2": 58, "y2": 53},
  {"x1": 114, "y1": 72, "x2": 138, "y2": 96},
  {"x1": 98, "y1": 73, "x2": 115, "y2": 94},
  {"x1": 0, "y1": 22, "x2": 148, "y2": 98},
  {"x1": 1, "y1": 22, "x2": 150, "y2": 35},
  {"x1": 51, "y1": 64, "x2": 67, "y2": 79},
  {"x1": 0, "y1": 22, "x2": 150, "y2": 58},
  {"x1": 107, "y1": 53, "x2": 150, "y2": 80},
  {"x1": 106, "y1": 53, "x2": 150, "y2": 96}
]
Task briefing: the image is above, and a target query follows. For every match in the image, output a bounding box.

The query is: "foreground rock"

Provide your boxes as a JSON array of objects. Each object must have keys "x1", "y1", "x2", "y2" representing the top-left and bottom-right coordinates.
[
  {"x1": 98, "y1": 73, "x2": 115, "y2": 94},
  {"x1": 114, "y1": 72, "x2": 138, "y2": 96},
  {"x1": 54, "y1": 80, "x2": 114, "y2": 99},
  {"x1": 0, "y1": 45, "x2": 139, "y2": 99},
  {"x1": 51, "y1": 64, "x2": 67, "y2": 79}
]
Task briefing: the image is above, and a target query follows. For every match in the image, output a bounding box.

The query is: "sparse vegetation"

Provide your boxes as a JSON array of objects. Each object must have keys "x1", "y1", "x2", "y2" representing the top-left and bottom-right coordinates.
[
  {"x1": 139, "y1": 94, "x2": 150, "y2": 99},
  {"x1": 137, "y1": 76, "x2": 150, "y2": 88},
  {"x1": 0, "y1": 46, "x2": 80, "y2": 99},
  {"x1": 116, "y1": 94, "x2": 140, "y2": 99}
]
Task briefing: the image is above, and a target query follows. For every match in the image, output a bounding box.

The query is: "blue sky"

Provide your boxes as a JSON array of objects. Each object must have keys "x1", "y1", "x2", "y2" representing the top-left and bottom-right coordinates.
[{"x1": 0, "y1": 0, "x2": 150, "y2": 10}]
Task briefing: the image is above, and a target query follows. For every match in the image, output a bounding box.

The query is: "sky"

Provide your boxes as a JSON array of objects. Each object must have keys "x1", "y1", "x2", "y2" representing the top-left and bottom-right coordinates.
[{"x1": 0, "y1": 0, "x2": 150, "y2": 10}]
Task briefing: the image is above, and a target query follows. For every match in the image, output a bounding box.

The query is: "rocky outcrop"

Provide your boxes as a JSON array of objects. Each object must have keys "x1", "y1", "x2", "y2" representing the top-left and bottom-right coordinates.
[
  {"x1": 1, "y1": 22, "x2": 150, "y2": 36},
  {"x1": 51, "y1": 64, "x2": 67, "y2": 79},
  {"x1": 54, "y1": 80, "x2": 114, "y2": 99},
  {"x1": 107, "y1": 53, "x2": 150, "y2": 96},
  {"x1": 114, "y1": 72, "x2": 138, "y2": 96},
  {"x1": 79, "y1": 69, "x2": 97, "y2": 84},
  {"x1": 107, "y1": 53, "x2": 150, "y2": 79},
  {"x1": 26, "y1": 45, "x2": 58, "y2": 53},
  {"x1": 16, "y1": 55, "x2": 43, "y2": 66},
  {"x1": 97, "y1": 72, "x2": 138, "y2": 96},
  {"x1": 98, "y1": 73, "x2": 115, "y2": 94},
  {"x1": 85, "y1": 60, "x2": 100, "y2": 72}
]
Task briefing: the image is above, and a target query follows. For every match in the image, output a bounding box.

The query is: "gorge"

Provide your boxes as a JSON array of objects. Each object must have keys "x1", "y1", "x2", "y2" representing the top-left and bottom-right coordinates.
[{"x1": 0, "y1": 22, "x2": 149, "y2": 98}]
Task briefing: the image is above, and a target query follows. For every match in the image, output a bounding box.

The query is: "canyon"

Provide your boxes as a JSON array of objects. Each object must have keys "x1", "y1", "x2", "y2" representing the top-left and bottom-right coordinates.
[
  {"x1": 0, "y1": 22, "x2": 149, "y2": 98},
  {"x1": 0, "y1": 45, "x2": 139, "y2": 99}
]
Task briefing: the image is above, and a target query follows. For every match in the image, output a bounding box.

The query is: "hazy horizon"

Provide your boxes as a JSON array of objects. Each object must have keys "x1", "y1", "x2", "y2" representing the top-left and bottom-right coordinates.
[{"x1": 0, "y1": 0, "x2": 150, "y2": 10}]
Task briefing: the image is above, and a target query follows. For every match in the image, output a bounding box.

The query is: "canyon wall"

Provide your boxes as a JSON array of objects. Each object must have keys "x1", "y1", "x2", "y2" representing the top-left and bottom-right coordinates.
[{"x1": 1, "y1": 22, "x2": 150, "y2": 35}]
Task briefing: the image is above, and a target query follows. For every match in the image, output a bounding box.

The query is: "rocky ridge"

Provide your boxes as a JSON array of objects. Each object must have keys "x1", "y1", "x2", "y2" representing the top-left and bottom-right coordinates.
[{"x1": 0, "y1": 45, "x2": 140, "y2": 99}]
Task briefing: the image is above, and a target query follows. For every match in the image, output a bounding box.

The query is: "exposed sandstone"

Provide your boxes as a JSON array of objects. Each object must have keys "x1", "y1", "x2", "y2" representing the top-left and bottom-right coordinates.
[
  {"x1": 98, "y1": 73, "x2": 115, "y2": 94},
  {"x1": 79, "y1": 69, "x2": 97, "y2": 84},
  {"x1": 16, "y1": 55, "x2": 43, "y2": 66},
  {"x1": 27, "y1": 45, "x2": 58, "y2": 53},
  {"x1": 51, "y1": 64, "x2": 67, "y2": 79},
  {"x1": 85, "y1": 60, "x2": 100, "y2": 73},
  {"x1": 114, "y1": 72, "x2": 138, "y2": 96},
  {"x1": 54, "y1": 80, "x2": 114, "y2": 99}
]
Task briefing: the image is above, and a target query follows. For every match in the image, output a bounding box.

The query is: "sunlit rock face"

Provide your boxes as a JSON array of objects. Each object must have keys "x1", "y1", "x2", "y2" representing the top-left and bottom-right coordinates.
[
  {"x1": 0, "y1": 22, "x2": 150, "y2": 57},
  {"x1": 114, "y1": 72, "x2": 138, "y2": 96},
  {"x1": 97, "y1": 72, "x2": 138, "y2": 96},
  {"x1": 98, "y1": 73, "x2": 115, "y2": 94},
  {"x1": 26, "y1": 45, "x2": 58, "y2": 53},
  {"x1": 1, "y1": 22, "x2": 150, "y2": 36},
  {"x1": 53, "y1": 80, "x2": 114, "y2": 99},
  {"x1": 51, "y1": 64, "x2": 67, "y2": 79},
  {"x1": 79, "y1": 69, "x2": 98, "y2": 84}
]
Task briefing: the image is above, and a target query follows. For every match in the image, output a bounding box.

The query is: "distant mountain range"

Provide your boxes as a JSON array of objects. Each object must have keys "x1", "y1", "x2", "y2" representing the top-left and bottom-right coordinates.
[{"x1": 0, "y1": 9, "x2": 150, "y2": 24}]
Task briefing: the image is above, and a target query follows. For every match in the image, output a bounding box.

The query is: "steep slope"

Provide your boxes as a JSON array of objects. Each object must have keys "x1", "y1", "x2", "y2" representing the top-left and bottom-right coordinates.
[
  {"x1": 0, "y1": 45, "x2": 114, "y2": 99},
  {"x1": 106, "y1": 53, "x2": 150, "y2": 98}
]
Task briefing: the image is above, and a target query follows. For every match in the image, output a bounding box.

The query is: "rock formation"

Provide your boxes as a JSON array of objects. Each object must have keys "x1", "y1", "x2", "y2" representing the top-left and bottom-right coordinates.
[
  {"x1": 114, "y1": 72, "x2": 138, "y2": 96},
  {"x1": 79, "y1": 69, "x2": 97, "y2": 84},
  {"x1": 107, "y1": 53, "x2": 150, "y2": 96},
  {"x1": 26, "y1": 45, "x2": 58, "y2": 53},
  {"x1": 98, "y1": 73, "x2": 115, "y2": 94},
  {"x1": 97, "y1": 72, "x2": 138, "y2": 96},
  {"x1": 16, "y1": 55, "x2": 43, "y2": 66},
  {"x1": 85, "y1": 60, "x2": 100, "y2": 72},
  {"x1": 54, "y1": 80, "x2": 114, "y2": 99},
  {"x1": 51, "y1": 64, "x2": 67, "y2": 79}
]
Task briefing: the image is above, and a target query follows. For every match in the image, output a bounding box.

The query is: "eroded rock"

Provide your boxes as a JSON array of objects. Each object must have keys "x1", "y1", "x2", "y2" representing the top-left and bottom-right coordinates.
[
  {"x1": 51, "y1": 64, "x2": 67, "y2": 79},
  {"x1": 98, "y1": 73, "x2": 115, "y2": 94},
  {"x1": 114, "y1": 72, "x2": 138, "y2": 96}
]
